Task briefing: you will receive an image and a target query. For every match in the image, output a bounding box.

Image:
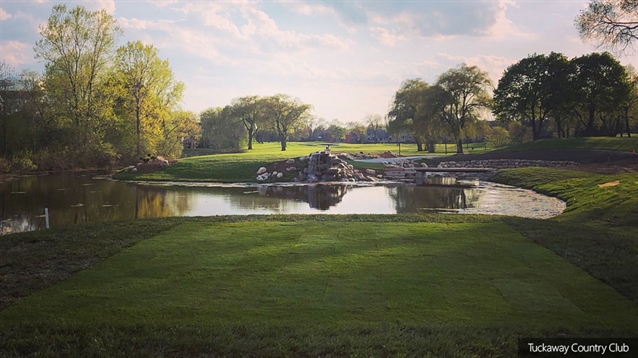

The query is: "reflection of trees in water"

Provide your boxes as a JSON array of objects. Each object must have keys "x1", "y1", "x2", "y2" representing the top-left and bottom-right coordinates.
[
  {"x1": 0, "y1": 173, "x2": 194, "y2": 234},
  {"x1": 390, "y1": 185, "x2": 481, "y2": 213},
  {"x1": 225, "y1": 185, "x2": 348, "y2": 211}
]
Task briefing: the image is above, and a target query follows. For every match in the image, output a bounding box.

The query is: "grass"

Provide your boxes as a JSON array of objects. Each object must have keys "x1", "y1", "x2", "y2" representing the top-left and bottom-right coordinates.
[
  {"x1": 114, "y1": 142, "x2": 491, "y2": 182},
  {"x1": 5, "y1": 220, "x2": 635, "y2": 328},
  {"x1": 2, "y1": 218, "x2": 636, "y2": 356},
  {"x1": 494, "y1": 136, "x2": 638, "y2": 152}
]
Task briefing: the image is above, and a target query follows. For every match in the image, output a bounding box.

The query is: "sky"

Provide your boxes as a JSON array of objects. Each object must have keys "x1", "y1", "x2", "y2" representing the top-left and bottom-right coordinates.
[{"x1": 1, "y1": 0, "x2": 636, "y2": 123}]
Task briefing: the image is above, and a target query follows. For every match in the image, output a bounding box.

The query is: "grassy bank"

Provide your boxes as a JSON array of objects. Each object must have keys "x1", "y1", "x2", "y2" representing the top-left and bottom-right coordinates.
[
  {"x1": 495, "y1": 136, "x2": 638, "y2": 152},
  {"x1": 2, "y1": 166, "x2": 637, "y2": 356}
]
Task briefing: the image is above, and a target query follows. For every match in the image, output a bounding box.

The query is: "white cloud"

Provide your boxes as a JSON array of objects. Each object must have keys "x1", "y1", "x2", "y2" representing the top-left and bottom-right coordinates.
[
  {"x1": 370, "y1": 27, "x2": 406, "y2": 46},
  {"x1": 118, "y1": 17, "x2": 155, "y2": 30},
  {"x1": 0, "y1": 41, "x2": 31, "y2": 66},
  {"x1": 0, "y1": 8, "x2": 11, "y2": 20},
  {"x1": 481, "y1": 0, "x2": 535, "y2": 39},
  {"x1": 437, "y1": 53, "x2": 514, "y2": 84},
  {"x1": 80, "y1": 0, "x2": 115, "y2": 14}
]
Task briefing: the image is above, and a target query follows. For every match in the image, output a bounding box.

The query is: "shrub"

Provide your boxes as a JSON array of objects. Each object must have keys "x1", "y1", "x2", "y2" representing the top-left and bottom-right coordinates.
[
  {"x1": 11, "y1": 152, "x2": 37, "y2": 172},
  {"x1": 487, "y1": 127, "x2": 511, "y2": 148}
]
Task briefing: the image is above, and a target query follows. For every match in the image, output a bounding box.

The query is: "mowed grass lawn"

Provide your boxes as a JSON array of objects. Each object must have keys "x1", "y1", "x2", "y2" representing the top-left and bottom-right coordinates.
[
  {"x1": 2, "y1": 221, "x2": 635, "y2": 330},
  {"x1": 114, "y1": 141, "x2": 492, "y2": 182}
]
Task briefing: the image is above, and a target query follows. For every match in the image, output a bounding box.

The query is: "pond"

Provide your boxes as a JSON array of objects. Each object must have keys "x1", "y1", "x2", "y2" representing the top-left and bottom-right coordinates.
[{"x1": 0, "y1": 171, "x2": 565, "y2": 235}]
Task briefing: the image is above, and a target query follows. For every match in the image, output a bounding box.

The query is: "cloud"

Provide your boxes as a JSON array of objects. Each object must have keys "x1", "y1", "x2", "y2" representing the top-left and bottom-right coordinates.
[
  {"x1": 0, "y1": 41, "x2": 31, "y2": 66},
  {"x1": 369, "y1": 27, "x2": 406, "y2": 46},
  {"x1": 160, "y1": 2, "x2": 351, "y2": 54},
  {"x1": 437, "y1": 53, "x2": 514, "y2": 84},
  {"x1": 79, "y1": 0, "x2": 115, "y2": 14},
  {"x1": 0, "y1": 8, "x2": 11, "y2": 20},
  {"x1": 480, "y1": 0, "x2": 534, "y2": 39}
]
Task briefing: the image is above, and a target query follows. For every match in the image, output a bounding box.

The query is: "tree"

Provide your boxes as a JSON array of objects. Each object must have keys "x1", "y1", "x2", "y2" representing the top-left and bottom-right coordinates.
[
  {"x1": 261, "y1": 94, "x2": 311, "y2": 151},
  {"x1": 576, "y1": 0, "x2": 638, "y2": 52},
  {"x1": 200, "y1": 107, "x2": 245, "y2": 151},
  {"x1": 35, "y1": 4, "x2": 121, "y2": 149},
  {"x1": 0, "y1": 62, "x2": 18, "y2": 156},
  {"x1": 364, "y1": 114, "x2": 383, "y2": 142},
  {"x1": 387, "y1": 79, "x2": 430, "y2": 151},
  {"x1": 493, "y1": 52, "x2": 570, "y2": 140},
  {"x1": 435, "y1": 64, "x2": 493, "y2": 154},
  {"x1": 621, "y1": 65, "x2": 638, "y2": 136},
  {"x1": 115, "y1": 41, "x2": 182, "y2": 157},
  {"x1": 570, "y1": 52, "x2": 630, "y2": 136},
  {"x1": 157, "y1": 110, "x2": 200, "y2": 157},
  {"x1": 346, "y1": 121, "x2": 366, "y2": 143},
  {"x1": 227, "y1": 96, "x2": 263, "y2": 150}
]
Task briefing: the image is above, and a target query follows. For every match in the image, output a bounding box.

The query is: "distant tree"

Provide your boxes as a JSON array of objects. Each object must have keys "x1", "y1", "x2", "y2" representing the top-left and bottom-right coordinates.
[
  {"x1": 487, "y1": 126, "x2": 511, "y2": 148},
  {"x1": 435, "y1": 64, "x2": 492, "y2": 154},
  {"x1": 200, "y1": 107, "x2": 245, "y2": 151},
  {"x1": 227, "y1": 95, "x2": 263, "y2": 150},
  {"x1": 0, "y1": 62, "x2": 18, "y2": 156},
  {"x1": 327, "y1": 123, "x2": 346, "y2": 143},
  {"x1": 570, "y1": 52, "x2": 630, "y2": 136},
  {"x1": 346, "y1": 121, "x2": 367, "y2": 143},
  {"x1": 364, "y1": 114, "x2": 383, "y2": 142},
  {"x1": 576, "y1": 0, "x2": 638, "y2": 52},
  {"x1": 493, "y1": 52, "x2": 570, "y2": 140},
  {"x1": 261, "y1": 94, "x2": 311, "y2": 151},
  {"x1": 387, "y1": 79, "x2": 429, "y2": 151},
  {"x1": 620, "y1": 65, "x2": 638, "y2": 137}
]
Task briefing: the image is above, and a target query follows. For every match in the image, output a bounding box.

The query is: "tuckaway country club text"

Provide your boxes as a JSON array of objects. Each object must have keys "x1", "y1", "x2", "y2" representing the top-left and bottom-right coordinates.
[{"x1": 527, "y1": 342, "x2": 630, "y2": 355}]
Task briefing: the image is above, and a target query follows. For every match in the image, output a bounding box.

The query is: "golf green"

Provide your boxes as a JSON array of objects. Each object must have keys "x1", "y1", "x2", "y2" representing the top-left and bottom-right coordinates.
[{"x1": 1, "y1": 221, "x2": 635, "y2": 330}]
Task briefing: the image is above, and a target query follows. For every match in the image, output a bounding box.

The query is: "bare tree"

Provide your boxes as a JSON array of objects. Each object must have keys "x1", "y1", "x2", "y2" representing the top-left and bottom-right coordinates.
[{"x1": 576, "y1": 0, "x2": 638, "y2": 52}]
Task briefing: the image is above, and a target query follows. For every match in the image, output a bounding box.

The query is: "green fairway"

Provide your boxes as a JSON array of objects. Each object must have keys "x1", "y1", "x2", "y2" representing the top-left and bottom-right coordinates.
[
  {"x1": 113, "y1": 141, "x2": 491, "y2": 182},
  {"x1": 2, "y1": 221, "x2": 635, "y2": 330}
]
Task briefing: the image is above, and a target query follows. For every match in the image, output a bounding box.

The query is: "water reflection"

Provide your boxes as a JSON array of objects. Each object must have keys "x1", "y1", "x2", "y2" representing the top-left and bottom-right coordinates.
[{"x1": 0, "y1": 171, "x2": 563, "y2": 235}]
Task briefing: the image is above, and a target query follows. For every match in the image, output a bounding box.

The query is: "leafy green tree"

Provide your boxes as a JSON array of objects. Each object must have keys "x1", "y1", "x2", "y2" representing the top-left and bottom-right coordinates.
[
  {"x1": 261, "y1": 94, "x2": 311, "y2": 151},
  {"x1": 227, "y1": 96, "x2": 263, "y2": 150},
  {"x1": 570, "y1": 52, "x2": 630, "y2": 136},
  {"x1": 487, "y1": 126, "x2": 511, "y2": 148},
  {"x1": 435, "y1": 64, "x2": 493, "y2": 154},
  {"x1": 576, "y1": 0, "x2": 638, "y2": 52},
  {"x1": 387, "y1": 79, "x2": 430, "y2": 151},
  {"x1": 620, "y1": 65, "x2": 638, "y2": 137},
  {"x1": 493, "y1": 52, "x2": 570, "y2": 140},
  {"x1": 114, "y1": 41, "x2": 183, "y2": 157},
  {"x1": 200, "y1": 107, "x2": 245, "y2": 152},
  {"x1": 157, "y1": 110, "x2": 200, "y2": 158},
  {"x1": 0, "y1": 61, "x2": 18, "y2": 156},
  {"x1": 35, "y1": 4, "x2": 121, "y2": 158}
]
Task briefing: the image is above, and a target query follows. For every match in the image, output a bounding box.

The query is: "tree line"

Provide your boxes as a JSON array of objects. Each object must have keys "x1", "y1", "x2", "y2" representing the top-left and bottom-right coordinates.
[
  {"x1": 198, "y1": 95, "x2": 391, "y2": 152},
  {"x1": 387, "y1": 51, "x2": 638, "y2": 154},
  {"x1": 0, "y1": 4, "x2": 200, "y2": 171}
]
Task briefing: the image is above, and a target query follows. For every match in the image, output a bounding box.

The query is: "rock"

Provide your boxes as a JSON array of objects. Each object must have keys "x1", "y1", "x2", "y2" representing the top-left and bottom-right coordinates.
[
  {"x1": 131, "y1": 167, "x2": 137, "y2": 173},
  {"x1": 277, "y1": 172, "x2": 284, "y2": 179},
  {"x1": 272, "y1": 171, "x2": 278, "y2": 176},
  {"x1": 286, "y1": 167, "x2": 296, "y2": 172},
  {"x1": 160, "y1": 159, "x2": 169, "y2": 167},
  {"x1": 257, "y1": 167, "x2": 267, "y2": 175},
  {"x1": 365, "y1": 169, "x2": 376, "y2": 175},
  {"x1": 286, "y1": 158, "x2": 295, "y2": 164}
]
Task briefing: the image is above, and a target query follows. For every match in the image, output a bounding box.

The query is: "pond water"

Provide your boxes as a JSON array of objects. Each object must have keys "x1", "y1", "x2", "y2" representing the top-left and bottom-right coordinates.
[{"x1": 0, "y1": 171, "x2": 565, "y2": 235}]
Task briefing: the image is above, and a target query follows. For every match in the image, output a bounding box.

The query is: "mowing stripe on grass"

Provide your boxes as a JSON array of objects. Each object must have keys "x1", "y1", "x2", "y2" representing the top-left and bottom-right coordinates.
[{"x1": 1, "y1": 221, "x2": 636, "y2": 330}]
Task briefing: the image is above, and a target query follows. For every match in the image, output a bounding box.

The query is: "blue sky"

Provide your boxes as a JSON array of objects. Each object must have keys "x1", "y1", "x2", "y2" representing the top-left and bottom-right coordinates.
[{"x1": 1, "y1": 0, "x2": 635, "y2": 123}]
